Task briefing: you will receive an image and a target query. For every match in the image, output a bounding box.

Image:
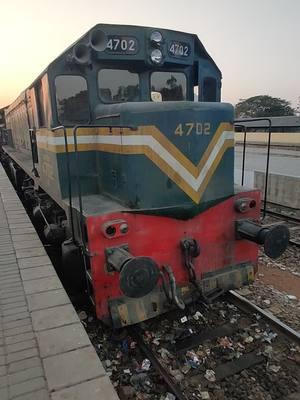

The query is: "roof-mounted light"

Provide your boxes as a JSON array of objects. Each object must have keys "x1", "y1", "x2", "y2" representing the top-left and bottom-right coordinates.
[
  {"x1": 150, "y1": 31, "x2": 163, "y2": 43},
  {"x1": 150, "y1": 48, "x2": 163, "y2": 64},
  {"x1": 89, "y1": 29, "x2": 107, "y2": 52},
  {"x1": 72, "y1": 43, "x2": 91, "y2": 65}
]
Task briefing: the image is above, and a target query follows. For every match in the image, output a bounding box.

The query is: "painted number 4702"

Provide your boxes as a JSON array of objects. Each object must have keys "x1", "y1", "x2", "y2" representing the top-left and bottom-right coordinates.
[{"x1": 174, "y1": 122, "x2": 211, "y2": 136}]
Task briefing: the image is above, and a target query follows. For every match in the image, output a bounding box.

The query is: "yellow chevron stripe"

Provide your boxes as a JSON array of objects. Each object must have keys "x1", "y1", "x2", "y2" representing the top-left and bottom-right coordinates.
[
  {"x1": 36, "y1": 123, "x2": 234, "y2": 203},
  {"x1": 36, "y1": 123, "x2": 232, "y2": 177},
  {"x1": 37, "y1": 140, "x2": 234, "y2": 204}
]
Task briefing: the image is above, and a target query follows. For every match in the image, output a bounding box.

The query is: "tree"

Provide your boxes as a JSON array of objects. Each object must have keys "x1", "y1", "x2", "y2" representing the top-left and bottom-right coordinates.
[{"x1": 235, "y1": 95, "x2": 295, "y2": 118}]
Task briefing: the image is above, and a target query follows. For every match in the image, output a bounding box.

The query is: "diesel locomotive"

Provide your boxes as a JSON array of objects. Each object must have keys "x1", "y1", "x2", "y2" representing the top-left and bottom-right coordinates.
[{"x1": 0, "y1": 24, "x2": 289, "y2": 327}]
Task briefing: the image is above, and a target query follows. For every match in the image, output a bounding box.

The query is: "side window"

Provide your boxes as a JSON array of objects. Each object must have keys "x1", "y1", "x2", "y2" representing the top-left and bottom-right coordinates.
[
  {"x1": 194, "y1": 86, "x2": 199, "y2": 102},
  {"x1": 203, "y1": 78, "x2": 216, "y2": 102},
  {"x1": 35, "y1": 81, "x2": 46, "y2": 127},
  {"x1": 55, "y1": 76, "x2": 89, "y2": 124}
]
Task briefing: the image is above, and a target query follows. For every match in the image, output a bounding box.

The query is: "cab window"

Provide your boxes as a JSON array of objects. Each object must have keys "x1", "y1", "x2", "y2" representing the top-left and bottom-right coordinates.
[
  {"x1": 151, "y1": 72, "x2": 186, "y2": 101},
  {"x1": 98, "y1": 69, "x2": 140, "y2": 103},
  {"x1": 55, "y1": 75, "x2": 89, "y2": 124},
  {"x1": 203, "y1": 78, "x2": 217, "y2": 102},
  {"x1": 35, "y1": 81, "x2": 46, "y2": 127}
]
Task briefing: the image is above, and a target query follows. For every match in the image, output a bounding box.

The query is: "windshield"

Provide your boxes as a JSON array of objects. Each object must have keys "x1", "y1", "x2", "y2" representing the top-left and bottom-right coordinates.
[
  {"x1": 151, "y1": 72, "x2": 186, "y2": 101},
  {"x1": 98, "y1": 69, "x2": 187, "y2": 103},
  {"x1": 55, "y1": 75, "x2": 90, "y2": 124},
  {"x1": 98, "y1": 69, "x2": 140, "y2": 103}
]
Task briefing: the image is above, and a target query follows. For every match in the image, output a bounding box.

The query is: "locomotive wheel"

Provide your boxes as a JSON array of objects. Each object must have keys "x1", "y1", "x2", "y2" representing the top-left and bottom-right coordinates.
[{"x1": 61, "y1": 240, "x2": 86, "y2": 294}]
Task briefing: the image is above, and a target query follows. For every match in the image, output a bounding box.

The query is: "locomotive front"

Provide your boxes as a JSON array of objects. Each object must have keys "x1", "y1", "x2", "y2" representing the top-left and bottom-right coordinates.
[
  {"x1": 4, "y1": 24, "x2": 288, "y2": 327},
  {"x1": 53, "y1": 25, "x2": 287, "y2": 327}
]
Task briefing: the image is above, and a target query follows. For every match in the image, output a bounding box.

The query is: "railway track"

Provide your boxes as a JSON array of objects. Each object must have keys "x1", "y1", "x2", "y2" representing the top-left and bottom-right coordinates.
[
  {"x1": 228, "y1": 290, "x2": 300, "y2": 343},
  {"x1": 263, "y1": 208, "x2": 300, "y2": 225},
  {"x1": 127, "y1": 292, "x2": 300, "y2": 400}
]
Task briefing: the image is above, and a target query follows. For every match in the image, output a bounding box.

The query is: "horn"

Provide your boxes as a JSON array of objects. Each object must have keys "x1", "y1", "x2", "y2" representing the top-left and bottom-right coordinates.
[
  {"x1": 89, "y1": 29, "x2": 107, "y2": 51},
  {"x1": 73, "y1": 43, "x2": 91, "y2": 65}
]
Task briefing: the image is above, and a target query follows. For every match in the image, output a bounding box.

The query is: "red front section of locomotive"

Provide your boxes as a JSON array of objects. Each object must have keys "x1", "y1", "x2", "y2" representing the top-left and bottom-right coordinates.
[{"x1": 86, "y1": 190, "x2": 261, "y2": 323}]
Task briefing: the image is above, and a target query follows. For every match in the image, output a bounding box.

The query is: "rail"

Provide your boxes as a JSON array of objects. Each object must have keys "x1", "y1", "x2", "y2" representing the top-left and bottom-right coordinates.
[
  {"x1": 228, "y1": 290, "x2": 300, "y2": 343},
  {"x1": 130, "y1": 291, "x2": 300, "y2": 399},
  {"x1": 263, "y1": 208, "x2": 300, "y2": 224},
  {"x1": 129, "y1": 326, "x2": 188, "y2": 400}
]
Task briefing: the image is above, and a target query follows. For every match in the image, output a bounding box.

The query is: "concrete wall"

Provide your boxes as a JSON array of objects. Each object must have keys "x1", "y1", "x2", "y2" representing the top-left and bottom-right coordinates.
[
  {"x1": 254, "y1": 171, "x2": 300, "y2": 209},
  {"x1": 235, "y1": 132, "x2": 300, "y2": 146}
]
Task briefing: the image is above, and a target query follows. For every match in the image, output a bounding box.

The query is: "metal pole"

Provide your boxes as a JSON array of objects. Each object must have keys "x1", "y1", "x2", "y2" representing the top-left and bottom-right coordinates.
[
  {"x1": 234, "y1": 118, "x2": 272, "y2": 218},
  {"x1": 73, "y1": 126, "x2": 84, "y2": 247},
  {"x1": 52, "y1": 126, "x2": 75, "y2": 242},
  {"x1": 241, "y1": 126, "x2": 247, "y2": 186},
  {"x1": 263, "y1": 123, "x2": 272, "y2": 218}
]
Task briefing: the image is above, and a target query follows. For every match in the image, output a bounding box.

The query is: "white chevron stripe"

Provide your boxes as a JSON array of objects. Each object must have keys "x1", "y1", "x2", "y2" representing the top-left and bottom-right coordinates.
[{"x1": 37, "y1": 131, "x2": 234, "y2": 192}]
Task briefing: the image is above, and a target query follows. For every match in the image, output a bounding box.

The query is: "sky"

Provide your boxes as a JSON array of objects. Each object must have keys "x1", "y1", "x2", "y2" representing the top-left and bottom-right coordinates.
[{"x1": 0, "y1": 0, "x2": 299, "y2": 109}]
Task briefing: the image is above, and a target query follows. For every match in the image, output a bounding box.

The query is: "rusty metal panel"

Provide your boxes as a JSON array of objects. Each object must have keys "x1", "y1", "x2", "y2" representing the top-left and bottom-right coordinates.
[
  {"x1": 41, "y1": 74, "x2": 52, "y2": 127},
  {"x1": 5, "y1": 92, "x2": 30, "y2": 151},
  {"x1": 26, "y1": 87, "x2": 39, "y2": 128}
]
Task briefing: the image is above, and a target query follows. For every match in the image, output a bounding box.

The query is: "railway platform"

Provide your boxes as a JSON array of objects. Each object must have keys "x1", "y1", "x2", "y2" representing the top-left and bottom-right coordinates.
[{"x1": 0, "y1": 165, "x2": 119, "y2": 399}]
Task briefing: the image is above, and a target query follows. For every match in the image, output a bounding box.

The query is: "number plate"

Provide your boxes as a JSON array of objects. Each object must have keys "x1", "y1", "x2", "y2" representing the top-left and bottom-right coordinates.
[
  {"x1": 106, "y1": 36, "x2": 138, "y2": 55},
  {"x1": 168, "y1": 41, "x2": 191, "y2": 58}
]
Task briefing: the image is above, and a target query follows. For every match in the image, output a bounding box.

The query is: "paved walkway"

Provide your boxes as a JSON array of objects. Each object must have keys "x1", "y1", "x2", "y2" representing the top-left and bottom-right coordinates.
[{"x1": 0, "y1": 165, "x2": 119, "y2": 399}]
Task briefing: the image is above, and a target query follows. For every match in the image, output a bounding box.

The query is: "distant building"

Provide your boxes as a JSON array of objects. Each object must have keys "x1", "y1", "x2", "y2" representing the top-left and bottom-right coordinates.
[{"x1": 235, "y1": 116, "x2": 300, "y2": 132}]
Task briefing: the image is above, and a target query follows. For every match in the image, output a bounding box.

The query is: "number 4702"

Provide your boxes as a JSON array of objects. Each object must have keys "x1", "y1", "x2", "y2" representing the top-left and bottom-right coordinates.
[{"x1": 174, "y1": 122, "x2": 211, "y2": 136}]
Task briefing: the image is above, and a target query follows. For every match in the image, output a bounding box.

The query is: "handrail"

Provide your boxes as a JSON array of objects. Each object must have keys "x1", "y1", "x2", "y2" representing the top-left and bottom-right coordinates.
[
  {"x1": 234, "y1": 118, "x2": 272, "y2": 218},
  {"x1": 234, "y1": 124, "x2": 247, "y2": 186},
  {"x1": 72, "y1": 123, "x2": 137, "y2": 252},
  {"x1": 52, "y1": 126, "x2": 75, "y2": 242},
  {"x1": 96, "y1": 113, "x2": 121, "y2": 120},
  {"x1": 28, "y1": 128, "x2": 39, "y2": 177}
]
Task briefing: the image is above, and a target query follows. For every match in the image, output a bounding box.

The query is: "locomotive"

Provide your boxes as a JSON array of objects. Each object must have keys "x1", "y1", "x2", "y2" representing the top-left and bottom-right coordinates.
[{"x1": 0, "y1": 24, "x2": 289, "y2": 327}]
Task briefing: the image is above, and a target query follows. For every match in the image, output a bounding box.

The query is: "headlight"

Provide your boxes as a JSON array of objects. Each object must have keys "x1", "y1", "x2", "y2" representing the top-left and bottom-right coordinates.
[
  {"x1": 151, "y1": 49, "x2": 163, "y2": 64},
  {"x1": 234, "y1": 197, "x2": 257, "y2": 213},
  {"x1": 150, "y1": 31, "x2": 163, "y2": 43}
]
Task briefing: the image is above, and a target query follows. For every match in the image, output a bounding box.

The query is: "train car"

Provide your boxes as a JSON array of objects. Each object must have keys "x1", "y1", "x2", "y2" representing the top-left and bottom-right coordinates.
[
  {"x1": 0, "y1": 106, "x2": 8, "y2": 148},
  {"x1": 0, "y1": 24, "x2": 289, "y2": 327}
]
